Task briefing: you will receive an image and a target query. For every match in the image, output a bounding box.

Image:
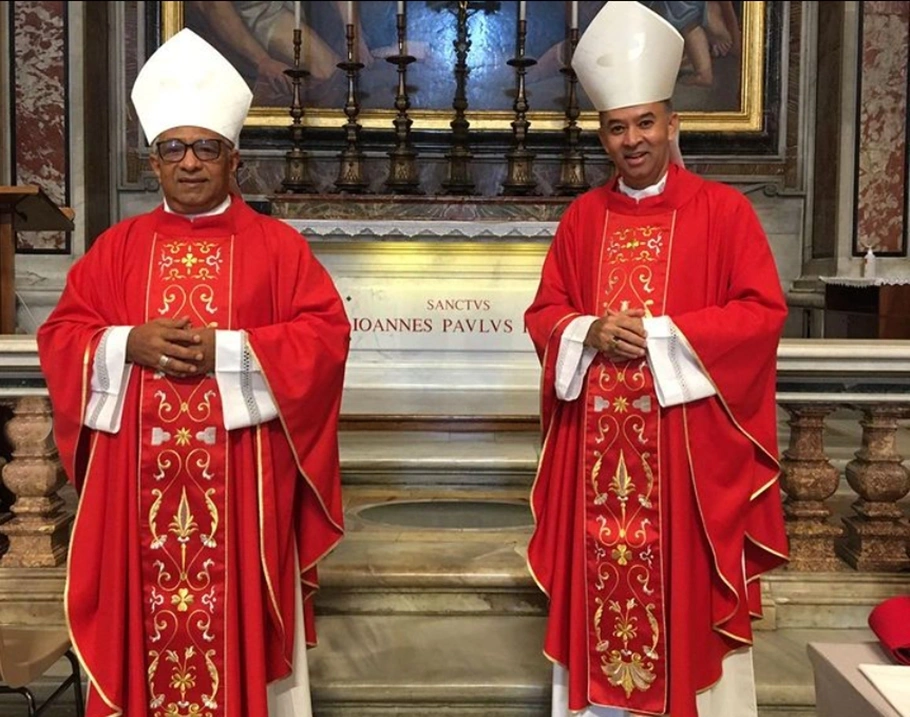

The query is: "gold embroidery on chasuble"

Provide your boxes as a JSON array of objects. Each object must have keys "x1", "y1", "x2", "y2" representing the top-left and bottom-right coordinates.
[
  {"x1": 583, "y1": 210, "x2": 675, "y2": 712},
  {"x1": 140, "y1": 236, "x2": 233, "y2": 717}
]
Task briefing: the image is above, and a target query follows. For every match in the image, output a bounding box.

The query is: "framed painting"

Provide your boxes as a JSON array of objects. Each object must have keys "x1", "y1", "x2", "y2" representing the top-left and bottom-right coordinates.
[{"x1": 158, "y1": 1, "x2": 768, "y2": 133}]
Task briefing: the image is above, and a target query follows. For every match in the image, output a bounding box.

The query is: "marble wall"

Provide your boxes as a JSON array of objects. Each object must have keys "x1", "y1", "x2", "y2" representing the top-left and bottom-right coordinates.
[
  {"x1": 855, "y1": 1, "x2": 910, "y2": 256},
  {"x1": 7, "y1": 2, "x2": 910, "y2": 335},
  {"x1": 9, "y1": 1, "x2": 69, "y2": 253}
]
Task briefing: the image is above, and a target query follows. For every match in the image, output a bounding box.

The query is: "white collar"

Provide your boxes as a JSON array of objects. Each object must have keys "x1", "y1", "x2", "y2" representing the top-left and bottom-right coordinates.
[
  {"x1": 163, "y1": 194, "x2": 231, "y2": 220},
  {"x1": 618, "y1": 171, "x2": 668, "y2": 202}
]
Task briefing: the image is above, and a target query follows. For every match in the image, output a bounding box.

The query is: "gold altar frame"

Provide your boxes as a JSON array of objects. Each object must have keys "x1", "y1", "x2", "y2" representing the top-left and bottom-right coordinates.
[{"x1": 160, "y1": 1, "x2": 766, "y2": 133}]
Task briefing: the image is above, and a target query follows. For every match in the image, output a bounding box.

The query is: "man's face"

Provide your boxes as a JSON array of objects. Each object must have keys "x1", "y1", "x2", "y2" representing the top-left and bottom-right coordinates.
[
  {"x1": 598, "y1": 102, "x2": 679, "y2": 190},
  {"x1": 149, "y1": 126, "x2": 239, "y2": 215}
]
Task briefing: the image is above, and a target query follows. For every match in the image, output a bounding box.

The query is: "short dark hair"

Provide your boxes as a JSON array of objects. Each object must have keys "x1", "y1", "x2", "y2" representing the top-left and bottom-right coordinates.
[{"x1": 597, "y1": 99, "x2": 674, "y2": 129}]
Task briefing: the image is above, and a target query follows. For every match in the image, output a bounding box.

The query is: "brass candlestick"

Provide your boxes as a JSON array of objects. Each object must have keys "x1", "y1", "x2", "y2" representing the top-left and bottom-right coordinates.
[
  {"x1": 440, "y1": 0, "x2": 476, "y2": 195},
  {"x1": 385, "y1": 11, "x2": 422, "y2": 194},
  {"x1": 279, "y1": 28, "x2": 316, "y2": 194},
  {"x1": 334, "y1": 23, "x2": 368, "y2": 194},
  {"x1": 502, "y1": 17, "x2": 537, "y2": 196},
  {"x1": 556, "y1": 27, "x2": 589, "y2": 196}
]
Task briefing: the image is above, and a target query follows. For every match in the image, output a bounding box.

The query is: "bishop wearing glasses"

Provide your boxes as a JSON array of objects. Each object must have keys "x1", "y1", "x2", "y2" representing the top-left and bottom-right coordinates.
[{"x1": 36, "y1": 28, "x2": 351, "y2": 717}]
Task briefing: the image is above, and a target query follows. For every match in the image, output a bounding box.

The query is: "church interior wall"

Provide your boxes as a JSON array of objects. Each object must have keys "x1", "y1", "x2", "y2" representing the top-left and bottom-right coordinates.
[{"x1": 3, "y1": 2, "x2": 909, "y2": 341}]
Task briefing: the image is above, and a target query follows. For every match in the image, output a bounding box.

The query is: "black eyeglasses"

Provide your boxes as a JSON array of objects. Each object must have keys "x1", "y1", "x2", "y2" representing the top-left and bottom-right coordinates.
[{"x1": 155, "y1": 138, "x2": 227, "y2": 163}]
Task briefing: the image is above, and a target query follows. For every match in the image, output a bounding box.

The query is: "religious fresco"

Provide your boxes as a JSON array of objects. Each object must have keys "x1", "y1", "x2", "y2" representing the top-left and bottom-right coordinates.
[{"x1": 161, "y1": 1, "x2": 765, "y2": 132}]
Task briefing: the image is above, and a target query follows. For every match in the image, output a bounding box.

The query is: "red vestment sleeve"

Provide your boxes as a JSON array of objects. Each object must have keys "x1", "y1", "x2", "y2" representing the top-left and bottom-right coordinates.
[
  {"x1": 36, "y1": 220, "x2": 140, "y2": 489},
  {"x1": 525, "y1": 201, "x2": 587, "y2": 436},
  {"x1": 245, "y1": 234, "x2": 351, "y2": 627},
  {"x1": 523, "y1": 200, "x2": 591, "y2": 625},
  {"x1": 669, "y1": 189, "x2": 789, "y2": 629}
]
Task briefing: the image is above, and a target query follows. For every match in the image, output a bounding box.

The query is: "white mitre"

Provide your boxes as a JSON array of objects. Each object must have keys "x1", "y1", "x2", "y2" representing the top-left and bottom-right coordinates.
[
  {"x1": 572, "y1": 1, "x2": 684, "y2": 111},
  {"x1": 131, "y1": 28, "x2": 253, "y2": 146}
]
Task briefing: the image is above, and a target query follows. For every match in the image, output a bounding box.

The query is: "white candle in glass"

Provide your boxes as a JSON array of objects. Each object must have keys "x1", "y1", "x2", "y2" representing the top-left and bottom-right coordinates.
[
  {"x1": 570, "y1": 1, "x2": 578, "y2": 29},
  {"x1": 519, "y1": 1, "x2": 526, "y2": 22}
]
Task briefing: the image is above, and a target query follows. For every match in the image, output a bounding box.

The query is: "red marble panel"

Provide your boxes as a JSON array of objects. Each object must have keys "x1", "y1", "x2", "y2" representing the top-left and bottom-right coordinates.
[
  {"x1": 856, "y1": 6, "x2": 909, "y2": 254},
  {"x1": 12, "y1": 1, "x2": 68, "y2": 252},
  {"x1": 864, "y1": 2, "x2": 910, "y2": 19}
]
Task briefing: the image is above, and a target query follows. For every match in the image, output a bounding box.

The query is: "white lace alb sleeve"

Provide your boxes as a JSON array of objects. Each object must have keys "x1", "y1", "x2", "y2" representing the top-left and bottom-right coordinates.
[
  {"x1": 555, "y1": 315, "x2": 599, "y2": 401},
  {"x1": 85, "y1": 326, "x2": 134, "y2": 433},
  {"x1": 215, "y1": 330, "x2": 279, "y2": 430},
  {"x1": 643, "y1": 316, "x2": 716, "y2": 407}
]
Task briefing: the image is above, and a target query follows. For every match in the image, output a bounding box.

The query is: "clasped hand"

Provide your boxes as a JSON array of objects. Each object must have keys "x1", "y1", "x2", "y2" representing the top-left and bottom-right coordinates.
[
  {"x1": 584, "y1": 309, "x2": 648, "y2": 361},
  {"x1": 125, "y1": 317, "x2": 215, "y2": 378}
]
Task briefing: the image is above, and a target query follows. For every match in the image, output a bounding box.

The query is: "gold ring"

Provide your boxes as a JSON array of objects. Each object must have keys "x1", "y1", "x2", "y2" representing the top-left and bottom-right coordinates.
[
  {"x1": 609, "y1": 336, "x2": 620, "y2": 349},
  {"x1": 158, "y1": 355, "x2": 171, "y2": 369}
]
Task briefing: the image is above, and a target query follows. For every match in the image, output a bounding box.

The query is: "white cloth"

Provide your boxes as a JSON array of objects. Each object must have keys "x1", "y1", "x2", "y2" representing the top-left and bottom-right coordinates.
[
  {"x1": 554, "y1": 315, "x2": 715, "y2": 406},
  {"x1": 858, "y1": 664, "x2": 910, "y2": 717},
  {"x1": 215, "y1": 330, "x2": 279, "y2": 430},
  {"x1": 233, "y1": 1, "x2": 294, "y2": 51},
  {"x1": 85, "y1": 326, "x2": 134, "y2": 433},
  {"x1": 164, "y1": 194, "x2": 231, "y2": 219},
  {"x1": 551, "y1": 648, "x2": 758, "y2": 717},
  {"x1": 131, "y1": 28, "x2": 253, "y2": 145},
  {"x1": 618, "y1": 172, "x2": 668, "y2": 201},
  {"x1": 85, "y1": 327, "x2": 278, "y2": 433},
  {"x1": 554, "y1": 316, "x2": 598, "y2": 401},
  {"x1": 266, "y1": 556, "x2": 314, "y2": 717},
  {"x1": 820, "y1": 276, "x2": 910, "y2": 287},
  {"x1": 641, "y1": 315, "x2": 716, "y2": 407}
]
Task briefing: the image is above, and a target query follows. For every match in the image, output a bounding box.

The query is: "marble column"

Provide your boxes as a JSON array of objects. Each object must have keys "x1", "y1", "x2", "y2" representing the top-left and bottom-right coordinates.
[
  {"x1": 837, "y1": 405, "x2": 910, "y2": 571},
  {"x1": 778, "y1": 404, "x2": 844, "y2": 571},
  {"x1": 0, "y1": 397, "x2": 71, "y2": 567}
]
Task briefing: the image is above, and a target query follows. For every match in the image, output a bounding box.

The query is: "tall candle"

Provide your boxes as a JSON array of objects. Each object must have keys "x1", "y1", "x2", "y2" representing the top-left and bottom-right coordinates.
[
  {"x1": 570, "y1": 1, "x2": 578, "y2": 29},
  {"x1": 294, "y1": 1, "x2": 301, "y2": 27},
  {"x1": 347, "y1": 1, "x2": 354, "y2": 24},
  {"x1": 398, "y1": 0, "x2": 405, "y2": 14},
  {"x1": 519, "y1": 1, "x2": 526, "y2": 22}
]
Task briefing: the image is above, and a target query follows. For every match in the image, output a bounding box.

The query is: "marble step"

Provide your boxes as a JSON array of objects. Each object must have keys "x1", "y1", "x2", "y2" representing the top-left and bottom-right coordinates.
[
  {"x1": 0, "y1": 627, "x2": 882, "y2": 717},
  {"x1": 338, "y1": 426, "x2": 910, "y2": 494},
  {"x1": 324, "y1": 487, "x2": 910, "y2": 630},
  {"x1": 339, "y1": 431, "x2": 539, "y2": 487},
  {"x1": 306, "y1": 620, "x2": 875, "y2": 717}
]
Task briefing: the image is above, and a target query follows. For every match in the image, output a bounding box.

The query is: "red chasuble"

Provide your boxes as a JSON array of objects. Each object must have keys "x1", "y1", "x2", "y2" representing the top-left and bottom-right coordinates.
[
  {"x1": 37, "y1": 197, "x2": 350, "y2": 717},
  {"x1": 525, "y1": 165, "x2": 788, "y2": 717}
]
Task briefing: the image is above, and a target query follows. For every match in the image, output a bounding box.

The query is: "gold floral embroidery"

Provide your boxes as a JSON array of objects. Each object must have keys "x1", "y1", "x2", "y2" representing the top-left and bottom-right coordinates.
[
  {"x1": 603, "y1": 650, "x2": 657, "y2": 698},
  {"x1": 171, "y1": 588, "x2": 194, "y2": 612},
  {"x1": 612, "y1": 544, "x2": 631, "y2": 566},
  {"x1": 145, "y1": 237, "x2": 230, "y2": 717},
  {"x1": 587, "y1": 214, "x2": 676, "y2": 706},
  {"x1": 609, "y1": 451, "x2": 634, "y2": 503},
  {"x1": 170, "y1": 489, "x2": 199, "y2": 542},
  {"x1": 167, "y1": 647, "x2": 197, "y2": 694},
  {"x1": 160, "y1": 241, "x2": 222, "y2": 282},
  {"x1": 162, "y1": 704, "x2": 211, "y2": 717}
]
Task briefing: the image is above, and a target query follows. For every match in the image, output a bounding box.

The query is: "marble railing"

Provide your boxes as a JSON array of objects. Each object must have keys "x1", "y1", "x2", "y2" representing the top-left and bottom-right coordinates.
[{"x1": 0, "y1": 337, "x2": 907, "y2": 574}]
